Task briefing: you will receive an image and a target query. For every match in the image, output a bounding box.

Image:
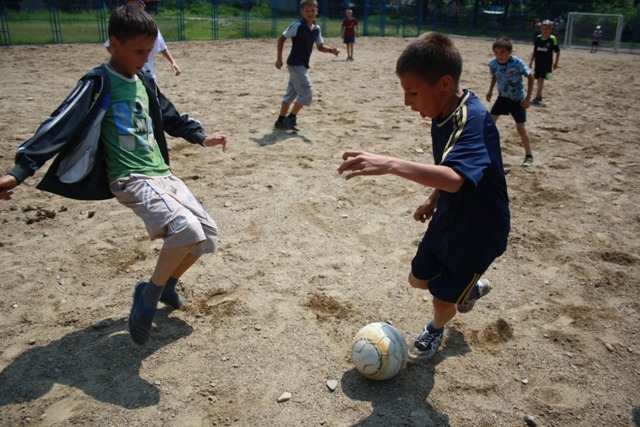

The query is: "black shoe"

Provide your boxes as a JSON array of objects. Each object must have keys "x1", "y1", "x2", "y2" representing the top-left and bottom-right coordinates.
[
  {"x1": 283, "y1": 115, "x2": 300, "y2": 132},
  {"x1": 522, "y1": 155, "x2": 534, "y2": 167},
  {"x1": 531, "y1": 96, "x2": 541, "y2": 106},
  {"x1": 274, "y1": 120, "x2": 288, "y2": 130}
]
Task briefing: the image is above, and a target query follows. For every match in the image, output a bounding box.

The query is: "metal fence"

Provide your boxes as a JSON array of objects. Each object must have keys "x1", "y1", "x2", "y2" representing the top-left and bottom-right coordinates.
[{"x1": 1, "y1": 0, "x2": 639, "y2": 52}]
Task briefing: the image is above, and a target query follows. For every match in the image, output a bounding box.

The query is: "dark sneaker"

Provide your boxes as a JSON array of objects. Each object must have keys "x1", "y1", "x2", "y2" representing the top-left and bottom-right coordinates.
[
  {"x1": 457, "y1": 279, "x2": 492, "y2": 313},
  {"x1": 531, "y1": 96, "x2": 541, "y2": 106},
  {"x1": 522, "y1": 155, "x2": 534, "y2": 167},
  {"x1": 128, "y1": 281, "x2": 157, "y2": 345},
  {"x1": 408, "y1": 326, "x2": 445, "y2": 362},
  {"x1": 274, "y1": 120, "x2": 288, "y2": 130},
  {"x1": 160, "y1": 290, "x2": 185, "y2": 310},
  {"x1": 283, "y1": 115, "x2": 300, "y2": 132}
]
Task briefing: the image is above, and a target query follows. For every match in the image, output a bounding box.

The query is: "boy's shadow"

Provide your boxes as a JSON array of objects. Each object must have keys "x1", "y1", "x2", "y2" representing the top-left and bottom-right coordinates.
[
  {"x1": 341, "y1": 328, "x2": 470, "y2": 427},
  {"x1": 0, "y1": 308, "x2": 192, "y2": 409},
  {"x1": 250, "y1": 129, "x2": 311, "y2": 147}
]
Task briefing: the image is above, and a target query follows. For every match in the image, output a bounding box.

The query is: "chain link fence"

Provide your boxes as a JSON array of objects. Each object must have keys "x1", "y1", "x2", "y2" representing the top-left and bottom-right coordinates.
[{"x1": 1, "y1": 0, "x2": 638, "y2": 53}]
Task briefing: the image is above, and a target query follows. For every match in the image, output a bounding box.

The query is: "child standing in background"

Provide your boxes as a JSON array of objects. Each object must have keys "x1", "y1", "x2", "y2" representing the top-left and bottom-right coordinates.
[
  {"x1": 342, "y1": 9, "x2": 359, "y2": 61},
  {"x1": 529, "y1": 19, "x2": 560, "y2": 106}
]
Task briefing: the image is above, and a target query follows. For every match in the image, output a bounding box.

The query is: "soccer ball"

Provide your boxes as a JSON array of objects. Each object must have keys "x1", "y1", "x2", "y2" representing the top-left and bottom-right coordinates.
[{"x1": 351, "y1": 322, "x2": 408, "y2": 380}]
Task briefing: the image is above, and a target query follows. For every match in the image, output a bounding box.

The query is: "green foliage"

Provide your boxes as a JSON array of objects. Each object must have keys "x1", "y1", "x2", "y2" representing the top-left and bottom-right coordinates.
[{"x1": 187, "y1": 0, "x2": 213, "y2": 15}]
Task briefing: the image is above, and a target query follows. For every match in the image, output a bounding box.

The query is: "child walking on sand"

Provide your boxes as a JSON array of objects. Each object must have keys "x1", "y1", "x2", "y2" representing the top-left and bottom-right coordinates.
[
  {"x1": 342, "y1": 9, "x2": 359, "y2": 61},
  {"x1": 487, "y1": 37, "x2": 535, "y2": 167},
  {"x1": 273, "y1": 0, "x2": 339, "y2": 132}
]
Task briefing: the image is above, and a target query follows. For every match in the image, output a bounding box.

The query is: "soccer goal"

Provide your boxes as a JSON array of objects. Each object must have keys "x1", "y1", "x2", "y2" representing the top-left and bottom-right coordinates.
[{"x1": 564, "y1": 12, "x2": 624, "y2": 53}]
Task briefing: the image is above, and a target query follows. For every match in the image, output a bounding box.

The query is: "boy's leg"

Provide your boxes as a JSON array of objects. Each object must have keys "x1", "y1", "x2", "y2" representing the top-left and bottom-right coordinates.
[
  {"x1": 151, "y1": 243, "x2": 200, "y2": 288},
  {"x1": 275, "y1": 101, "x2": 291, "y2": 129},
  {"x1": 129, "y1": 243, "x2": 198, "y2": 345},
  {"x1": 279, "y1": 101, "x2": 291, "y2": 117},
  {"x1": 431, "y1": 297, "x2": 457, "y2": 329},
  {"x1": 534, "y1": 77, "x2": 545, "y2": 101},
  {"x1": 516, "y1": 122, "x2": 534, "y2": 167},
  {"x1": 283, "y1": 103, "x2": 303, "y2": 131},
  {"x1": 516, "y1": 122, "x2": 532, "y2": 156},
  {"x1": 158, "y1": 248, "x2": 201, "y2": 310},
  {"x1": 408, "y1": 294, "x2": 455, "y2": 362},
  {"x1": 114, "y1": 175, "x2": 218, "y2": 343}
]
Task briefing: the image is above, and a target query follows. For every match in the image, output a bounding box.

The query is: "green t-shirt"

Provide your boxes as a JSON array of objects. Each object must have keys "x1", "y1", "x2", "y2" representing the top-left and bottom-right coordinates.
[{"x1": 101, "y1": 64, "x2": 170, "y2": 183}]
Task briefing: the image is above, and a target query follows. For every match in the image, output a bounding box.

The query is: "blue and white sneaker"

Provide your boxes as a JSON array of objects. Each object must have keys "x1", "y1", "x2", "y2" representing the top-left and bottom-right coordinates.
[
  {"x1": 408, "y1": 326, "x2": 445, "y2": 362},
  {"x1": 457, "y1": 279, "x2": 492, "y2": 313}
]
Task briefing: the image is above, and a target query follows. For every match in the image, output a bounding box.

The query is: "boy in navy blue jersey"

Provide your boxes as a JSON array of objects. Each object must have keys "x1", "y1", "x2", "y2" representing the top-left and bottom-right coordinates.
[
  {"x1": 274, "y1": 0, "x2": 339, "y2": 132},
  {"x1": 338, "y1": 32, "x2": 510, "y2": 361}
]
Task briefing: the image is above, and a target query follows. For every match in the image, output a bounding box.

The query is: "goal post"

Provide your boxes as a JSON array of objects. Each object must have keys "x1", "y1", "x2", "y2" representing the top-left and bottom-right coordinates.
[{"x1": 564, "y1": 12, "x2": 624, "y2": 53}]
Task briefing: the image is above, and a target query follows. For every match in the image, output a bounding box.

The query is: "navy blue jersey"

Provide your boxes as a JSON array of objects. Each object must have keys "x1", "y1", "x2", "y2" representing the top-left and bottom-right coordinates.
[
  {"x1": 283, "y1": 20, "x2": 324, "y2": 69},
  {"x1": 423, "y1": 90, "x2": 510, "y2": 272}
]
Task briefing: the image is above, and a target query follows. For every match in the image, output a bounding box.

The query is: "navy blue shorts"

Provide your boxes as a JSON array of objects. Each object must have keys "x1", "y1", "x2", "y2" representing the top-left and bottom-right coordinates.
[
  {"x1": 343, "y1": 36, "x2": 355, "y2": 44},
  {"x1": 490, "y1": 96, "x2": 527, "y2": 123},
  {"x1": 411, "y1": 245, "x2": 485, "y2": 304}
]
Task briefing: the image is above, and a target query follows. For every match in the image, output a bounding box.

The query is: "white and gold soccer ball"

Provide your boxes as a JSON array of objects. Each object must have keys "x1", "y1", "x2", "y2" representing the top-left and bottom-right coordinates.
[{"x1": 351, "y1": 322, "x2": 408, "y2": 380}]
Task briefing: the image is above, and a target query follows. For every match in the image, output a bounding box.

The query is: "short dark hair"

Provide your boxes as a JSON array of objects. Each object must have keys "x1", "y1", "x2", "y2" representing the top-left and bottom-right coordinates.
[
  {"x1": 492, "y1": 37, "x2": 513, "y2": 51},
  {"x1": 108, "y1": 5, "x2": 157, "y2": 43},
  {"x1": 396, "y1": 32, "x2": 462, "y2": 86}
]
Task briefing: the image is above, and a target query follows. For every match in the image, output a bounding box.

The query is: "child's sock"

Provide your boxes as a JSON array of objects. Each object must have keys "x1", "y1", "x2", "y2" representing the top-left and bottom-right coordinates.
[
  {"x1": 142, "y1": 280, "x2": 163, "y2": 307},
  {"x1": 426, "y1": 320, "x2": 444, "y2": 335},
  {"x1": 163, "y1": 277, "x2": 178, "y2": 295}
]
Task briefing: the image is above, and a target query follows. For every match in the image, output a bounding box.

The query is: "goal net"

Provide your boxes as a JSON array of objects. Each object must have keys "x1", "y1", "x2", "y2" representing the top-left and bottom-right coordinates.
[{"x1": 564, "y1": 12, "x2": 624, "y2": 53}]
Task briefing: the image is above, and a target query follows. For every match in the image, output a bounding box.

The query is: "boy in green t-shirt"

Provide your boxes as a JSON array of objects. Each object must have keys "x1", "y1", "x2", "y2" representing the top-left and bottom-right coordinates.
[{"x1": 0, "y1": 6, "x2": 228, "y2": 346}]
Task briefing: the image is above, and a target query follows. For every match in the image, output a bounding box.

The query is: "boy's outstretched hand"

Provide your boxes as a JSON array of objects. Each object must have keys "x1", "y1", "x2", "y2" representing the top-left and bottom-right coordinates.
[
  {"x1": 338, "y1": 150, "x2": 390, "y2": 180},
  {"x1": 0, "y1": 174, "x2": 18, "y2": 200},
  {"x1": 202, "y1": 135, "x2": 228, "y2": 152}
]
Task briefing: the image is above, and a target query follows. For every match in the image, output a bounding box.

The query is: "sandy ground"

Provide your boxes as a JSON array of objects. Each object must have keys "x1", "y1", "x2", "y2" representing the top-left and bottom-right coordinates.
[{"x1": 0, "y1": 37, "x2": 639, "y2": 427}]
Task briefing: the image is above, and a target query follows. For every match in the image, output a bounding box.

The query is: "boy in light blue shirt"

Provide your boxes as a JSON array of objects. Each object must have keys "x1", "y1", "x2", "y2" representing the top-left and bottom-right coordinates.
[{"x1": 486, "y1": 37, "x2": 535, "y2": 167}]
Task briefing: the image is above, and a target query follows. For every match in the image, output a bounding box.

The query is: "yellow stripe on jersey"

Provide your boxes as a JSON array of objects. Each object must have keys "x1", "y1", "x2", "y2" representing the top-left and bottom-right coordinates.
[{"x1": 438, "y1": 91, "x2": 471, "y2": 164}]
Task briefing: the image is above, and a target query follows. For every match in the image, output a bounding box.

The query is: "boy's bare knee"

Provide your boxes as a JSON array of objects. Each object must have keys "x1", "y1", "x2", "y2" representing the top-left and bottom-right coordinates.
[{"x1": 408, "y1": 272, "x2": 428, "y2": 290}]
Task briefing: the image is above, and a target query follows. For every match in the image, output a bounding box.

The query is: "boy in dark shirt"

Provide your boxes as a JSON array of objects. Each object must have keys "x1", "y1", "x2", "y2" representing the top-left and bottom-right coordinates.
[
  {"x1": 274, "y1": 0, "x2": 339, "y2": 132},
  {"x1": 529, "y1": 19, "x2": 560, "y2": 105},
  {"x1": 338, "y1": 32, "x2": 510, "y2": 361}
]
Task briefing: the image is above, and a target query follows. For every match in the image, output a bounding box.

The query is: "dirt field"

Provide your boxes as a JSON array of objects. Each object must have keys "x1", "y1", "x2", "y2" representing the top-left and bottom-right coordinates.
[{"x1": 0, "y1": 36, "x2": 639, "y2": 427}]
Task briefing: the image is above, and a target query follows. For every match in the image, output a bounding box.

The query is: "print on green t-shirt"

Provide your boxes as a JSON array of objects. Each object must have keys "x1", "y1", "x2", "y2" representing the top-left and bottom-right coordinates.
[{"x1": 101, "y1": 66, "x2": 170, "y2": 183}]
